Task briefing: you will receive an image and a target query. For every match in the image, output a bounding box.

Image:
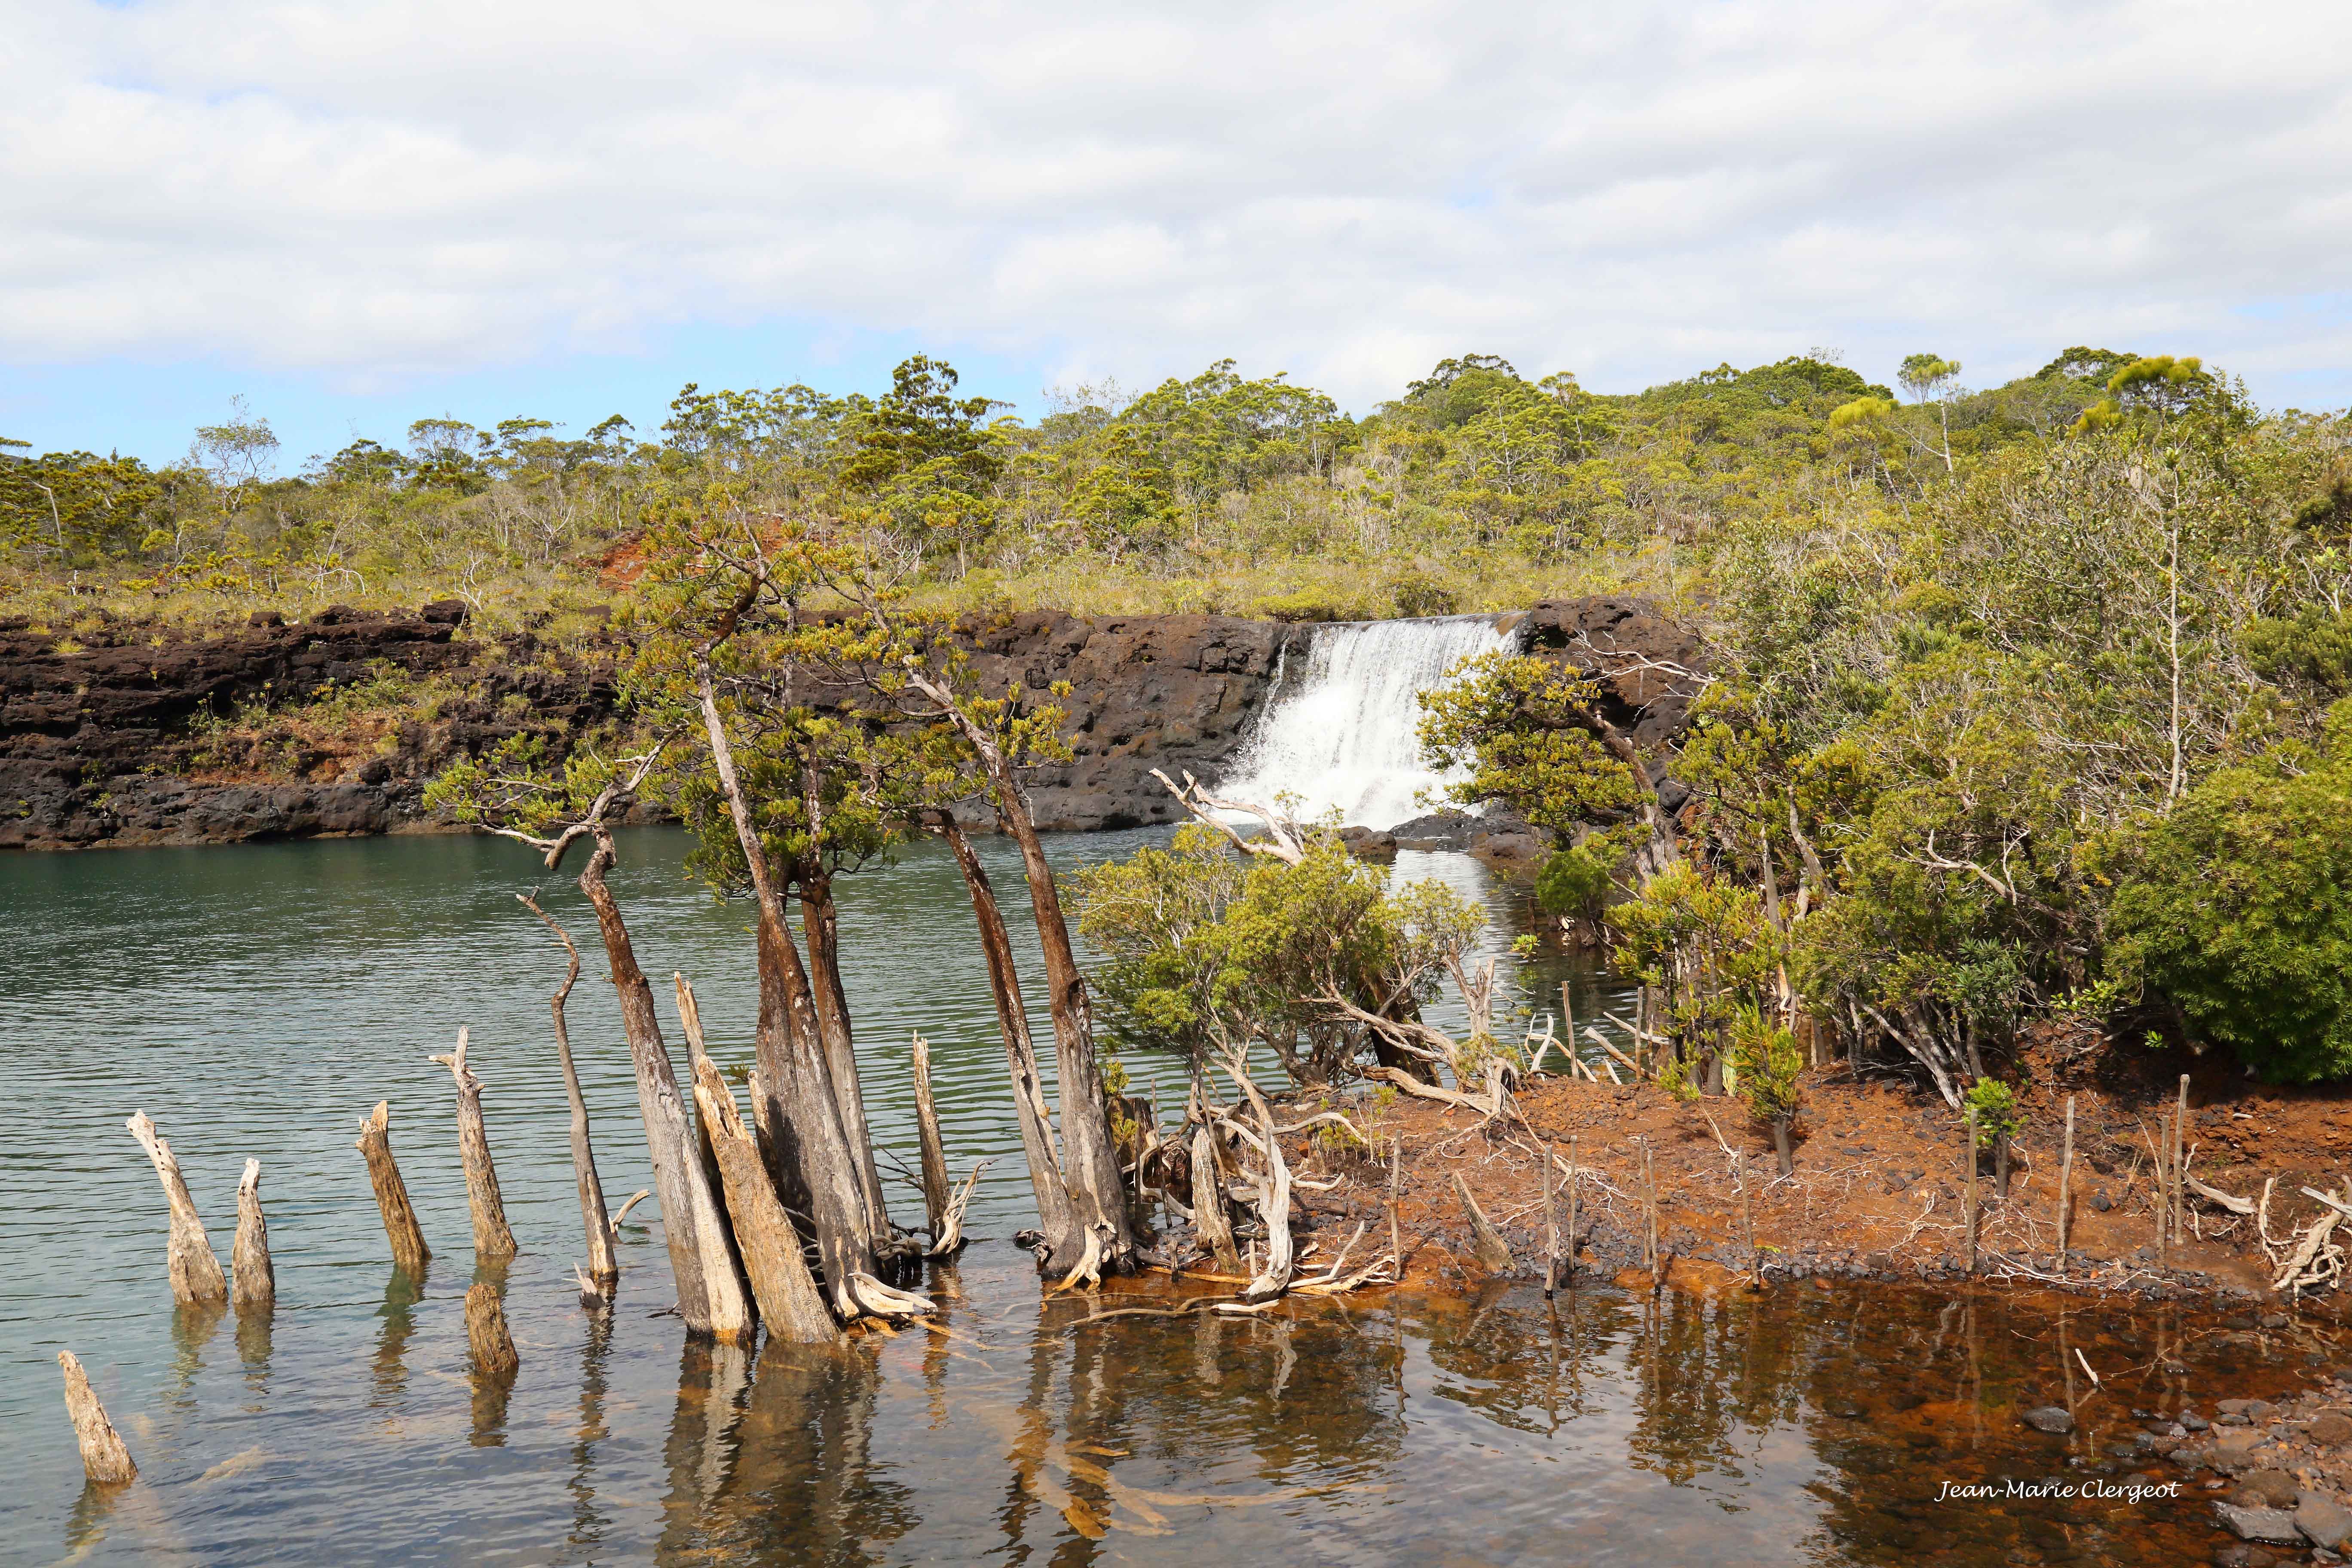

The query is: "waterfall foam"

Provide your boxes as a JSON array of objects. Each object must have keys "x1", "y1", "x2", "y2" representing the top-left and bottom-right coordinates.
[{"x1": 1216, "y1": 615, "x2": 1515, "y2": 829}]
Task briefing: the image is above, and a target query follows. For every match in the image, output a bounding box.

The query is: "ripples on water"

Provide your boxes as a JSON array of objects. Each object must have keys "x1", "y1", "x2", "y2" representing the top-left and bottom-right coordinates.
[{"x1": 0, "y1": 830, "x2": 2316, "y2": 1565}]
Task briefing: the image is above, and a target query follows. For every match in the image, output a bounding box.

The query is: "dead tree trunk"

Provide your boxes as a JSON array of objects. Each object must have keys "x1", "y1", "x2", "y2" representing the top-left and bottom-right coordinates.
[
  {"x1": 690, "y1": 1058, "x2": 841, "y2": 1345},
  {"x1": 894, "y1": 658, "x2": 1136, "y2": 1271},
  {"x1": 232, "y1": 1158, "x2": 274, "y2": 1314},
  {"x1": 575, "y1": 827, "x2": 752, "y2": 1341},
  {"x1": 464, "y1": 1283, "x2": 519, "y2": 1379},
  {"x1": 125, "y1": 1111, "x2": 227, "y2": 1307},
  {"x1": 671, "y1": 972, "x2": 755, "y2": 1319},
  {"x1": 1455, "y1": 1172, "x2": 1514, "y2": 1274},
  {"x1": 354, "y1": 1101, "x2": 431, "y2": 1274},
  {"x1": 57, "y1": 1351, "x2": 136, "y2": 1484},
  {"x1": 696, "y1": 668, "x2": 882, "y2": 1311},
  {"x1": 910, "y1": 1032, "x2": 953, "y2": 1242},
  {"x1": 518, "y1": 894, "x2": 619, "y2": 1289},
  {"x1": 995, "y1": 787, "x2": 1138, "y2": 1268},
  {"x1": 801, "y1": 868, "x2": 893, "y2": 1245},
  {"x1": 1190, "y1": 1123, "x2": 1242, "y2": 1274},
  {"x1": 430, "y1": 1028, "x2": 518, "y2": 1260},
  {"x1": 931, "y1": 814, "x2": 1077, "y2": 1261}
]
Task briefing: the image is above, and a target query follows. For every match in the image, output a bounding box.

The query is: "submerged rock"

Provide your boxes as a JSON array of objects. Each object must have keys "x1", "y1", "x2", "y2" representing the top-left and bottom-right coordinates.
[{"x1": 2021, "y1": 1406, "x2": 2074, "y2": 1434}]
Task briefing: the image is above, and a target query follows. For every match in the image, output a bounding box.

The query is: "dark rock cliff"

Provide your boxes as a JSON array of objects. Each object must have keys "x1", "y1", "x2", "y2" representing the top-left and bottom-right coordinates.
[
  {"x1": 0, "y1": 596, "x2": 1700, "y2": 850},
  {"x1": 0, "y1": 603, "x2": 1302, "y2": 849}
]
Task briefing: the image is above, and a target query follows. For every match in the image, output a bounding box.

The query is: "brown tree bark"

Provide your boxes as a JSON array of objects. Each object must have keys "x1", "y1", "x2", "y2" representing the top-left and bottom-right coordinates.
[
  {"x1": 430, "y1": 1028, "x2": 518, "y2": 1260},
  {"x1": 126, "y1": 1111, "x2": 228, "y2": 1307},
  {"x1": 690, "y1": 1058, "x2": 841, "y2": 1344},
  {"x1": 577, "y1": 827, "x2": 751, "y2": 1340},
  {"x1": 353, "y1": 1101, "x2": 430, "y2": 1275},
  {"x1": 1190, "y1": 1123, "x2": 1241, "y2": 1274},
  {"x1": 931, "y1": 814, "x2": 1077, "y2": 1260},
  {"x1": 1455, "y1": 1172, "x2": 1514, "y2": 1274},
  {"x1": 518, "y1": 894, "x2": 619, "y2": 1288},
  {"x1": 232, "y1": 1158, "x2": 274, "y2": 1314}
]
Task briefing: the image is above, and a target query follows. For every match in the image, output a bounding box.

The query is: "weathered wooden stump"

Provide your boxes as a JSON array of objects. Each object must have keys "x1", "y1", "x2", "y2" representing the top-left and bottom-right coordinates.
[
  {"x1": 355, "y1": 1101, "x2": 431, "y2": 1273},
  {"x1": 464, "y1": 1282, "x2": 519, "y2": 1379},
  {"x1": 430, "y1": 1029, "x2": 517, "y2": 1260},
  {"x1": 1454, "y1": 1172, "x2": 1514, "y2": 1275},
  {"x1": 690, "y1": 1058, "x2": 839, "y2": 1344},
  {"x1": 126, "y1": 1111, "x2": 227, "y2": 1307},
  {"x1": 58, "y1": 1351, "x2": 136, "y2": 1484},
  {"x1": 231, "y1": 1158, "x2": 274, "y2": 1314}
]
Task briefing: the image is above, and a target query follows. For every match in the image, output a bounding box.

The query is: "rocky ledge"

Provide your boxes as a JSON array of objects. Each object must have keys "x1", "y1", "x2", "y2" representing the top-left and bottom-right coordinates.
[{"x1": 1, "y1": 595, "x2": 1703, "y2": 851}]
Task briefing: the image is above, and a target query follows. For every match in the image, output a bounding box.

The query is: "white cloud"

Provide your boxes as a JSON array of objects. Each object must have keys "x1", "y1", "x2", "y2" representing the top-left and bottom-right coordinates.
[{"x1": 4, "y1": 0, "x2": 2349, "y2": 405}]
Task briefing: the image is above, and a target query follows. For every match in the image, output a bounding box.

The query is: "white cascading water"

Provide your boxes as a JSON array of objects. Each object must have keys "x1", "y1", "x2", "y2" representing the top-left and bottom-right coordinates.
[{"x1": 1216, "y1": 615, "x2": 1516, "y2": 828}]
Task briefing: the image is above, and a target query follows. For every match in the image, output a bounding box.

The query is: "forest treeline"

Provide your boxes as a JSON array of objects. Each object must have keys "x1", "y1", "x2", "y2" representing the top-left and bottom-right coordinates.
[{"x1": 0, "y1": 346, "x2": 2213, "y2": 625}]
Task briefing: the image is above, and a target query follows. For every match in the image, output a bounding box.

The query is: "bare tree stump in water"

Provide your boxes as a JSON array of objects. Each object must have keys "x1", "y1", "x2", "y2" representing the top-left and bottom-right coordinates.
[
  {"x1": 125, "y1": 1111, "x2": 227, "y2": 1307},
  {"x1": 231, "y1": 1158, "x2": 274, "y2": 1314},
  {"x1": 910, "y1": 1032, "x2": 954, "y2": 1246},
  {"x1": 430, "y1": 1029, "x2": 518, "y2": 1260},
  {"x1": 1191, "y1": 1124, "x2": 1242, "y2": 1274},
  {"x1": 464, "y1": 1283, "x2": 519, "y2": 1379},
  {"x1": 690, "y1": 1058, "x2": 839, "y2": 1345},
  {"x1": 57, "y1": 1351, "x2": 136, "y2": 1483},
  {"x1": 669, "y1": 973, "x2": 758, "y2": 1343},
  {"x1": 355, "y1": 1101, "x2": 431, "y2": 1273},
  {"x1": 1454, "y1": 1172, "x2": 1513, "y2": 1275},
  {"x1": 517, "y1": 894, "x2": 618, "y2": 1289}
]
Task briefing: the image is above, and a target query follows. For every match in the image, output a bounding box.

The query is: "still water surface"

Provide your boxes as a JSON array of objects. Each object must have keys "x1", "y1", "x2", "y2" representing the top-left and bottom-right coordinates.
[{"x1": 0, "y1": 830, "x2": 2320, "y2": 1564}]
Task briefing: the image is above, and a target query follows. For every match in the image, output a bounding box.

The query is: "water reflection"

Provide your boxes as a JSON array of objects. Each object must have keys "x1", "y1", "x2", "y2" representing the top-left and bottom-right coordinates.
[{"x1": 370, "y1": 1264, "x2": 426, "y2": 1408}]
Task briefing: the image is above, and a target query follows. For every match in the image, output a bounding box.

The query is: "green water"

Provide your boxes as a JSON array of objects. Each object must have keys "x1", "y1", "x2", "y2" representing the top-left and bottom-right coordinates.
[{"x1": 0, "y1": 830, "x2": 2320, "y2": 1565}]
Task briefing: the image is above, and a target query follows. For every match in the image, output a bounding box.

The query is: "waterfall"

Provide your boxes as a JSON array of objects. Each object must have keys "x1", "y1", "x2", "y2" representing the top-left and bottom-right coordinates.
[{"x1": 1216, "y1": 615, "x2": 1516, "y2": 829}]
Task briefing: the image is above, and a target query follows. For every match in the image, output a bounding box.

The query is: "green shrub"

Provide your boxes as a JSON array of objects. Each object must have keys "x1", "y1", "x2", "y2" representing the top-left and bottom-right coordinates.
[
  {"x1": 1534, "y1": 839, "x2": 1620, "y2": 926},
  {"x1": 1387, "y1": 570, "x2": 1459, "y2": 618},
  {"x1": 1962, "y1": 1078, "x2": 2021, "y2": 1148},
  {"x1": 2107, "y1": 703, "x2": 2352, "y2": 1081}
]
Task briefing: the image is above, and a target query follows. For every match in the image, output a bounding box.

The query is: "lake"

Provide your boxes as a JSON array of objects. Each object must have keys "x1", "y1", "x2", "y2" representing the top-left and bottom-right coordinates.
[{"x1": 0, "y1": 829, "x2": 2313, "y2": 1564}]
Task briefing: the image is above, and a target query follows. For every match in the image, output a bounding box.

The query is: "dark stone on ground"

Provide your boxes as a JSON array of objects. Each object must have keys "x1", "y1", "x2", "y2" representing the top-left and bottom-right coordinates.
[
  {"x1": 2217, "y1": 1503, "x2": 2305, "y2": 1543},
  {"x1": 2312, "y1": 1412, "x2": 2352, "y2": 1446},
  {"x1": 2301, "y1": 1494, "x2": 2352, "y2": 1550},
  {"x1": 2233, "y1": 1470, "x2": 2300, "y2": 1509}
]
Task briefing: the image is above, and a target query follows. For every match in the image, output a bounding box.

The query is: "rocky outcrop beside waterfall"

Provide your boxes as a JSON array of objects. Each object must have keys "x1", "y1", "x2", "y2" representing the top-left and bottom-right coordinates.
[
  {"x1": 0, "y1": 602, "x2": 1297, "y2": 848},
  {"x1": 939, "y1": 610, "x2": 1295, "y2": 831},
  {"x1": 0, "y1": 595, "x2": 1700, "y2": 850}
]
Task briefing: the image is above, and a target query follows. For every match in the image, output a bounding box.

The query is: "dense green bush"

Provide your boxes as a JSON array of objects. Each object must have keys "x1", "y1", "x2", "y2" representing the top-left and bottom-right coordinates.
[{"x1": 2107, "y1": 707, "x2": 2352, "y2": 1081}]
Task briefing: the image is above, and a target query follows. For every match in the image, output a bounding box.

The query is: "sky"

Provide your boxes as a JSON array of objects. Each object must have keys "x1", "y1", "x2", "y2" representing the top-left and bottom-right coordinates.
[{"x1": 6, "y1": 0, "x2": 2350, "y2": 469}]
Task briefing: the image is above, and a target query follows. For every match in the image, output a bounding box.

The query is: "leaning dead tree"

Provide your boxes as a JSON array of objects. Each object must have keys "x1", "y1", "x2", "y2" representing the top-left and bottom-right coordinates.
[
  {"x1": 464, "y1": 752, "x2": 754, "y2": 1341},
  {"x1": 516, "y1": 893, "x2": 629, "y2": 1294},
  {"x1": 879, "y1": 638, "x2": 1139, "y2": 1277},
  {"x1": 355, "y1": 1101, "x2": 431, "y2": 1274},
  {"x1": 126, "y1": 1110, "x2": 227, "y2": 1307},
  {"x1": 430, "y1": 1028, "x2": 518, "y2": 1260}
]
